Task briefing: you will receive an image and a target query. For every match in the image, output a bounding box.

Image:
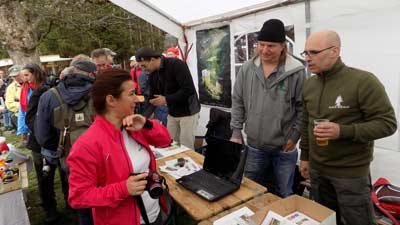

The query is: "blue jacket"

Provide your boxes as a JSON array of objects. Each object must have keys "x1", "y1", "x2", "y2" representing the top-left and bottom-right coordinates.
[
  {"x1": 34, "y1": 74, "x2": 94, "y2": 151},
  {"x1": 17, "y1": 89, "x2": 32, "y2": 135}
]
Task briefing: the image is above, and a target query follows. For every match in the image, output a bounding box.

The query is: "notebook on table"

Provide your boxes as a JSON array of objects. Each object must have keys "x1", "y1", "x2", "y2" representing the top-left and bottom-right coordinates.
[{"x1": 176, "y1": 136, "x2": 248, "y2": 201}]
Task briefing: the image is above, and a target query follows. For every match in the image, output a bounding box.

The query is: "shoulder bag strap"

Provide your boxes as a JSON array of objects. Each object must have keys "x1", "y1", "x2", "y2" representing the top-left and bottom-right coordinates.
[
  {"x1": 136, "y1": 195, "x2": 150, "y2": 225},
  {"x1": 50, "y1": 87, "x2": 63, "y2": 104}
]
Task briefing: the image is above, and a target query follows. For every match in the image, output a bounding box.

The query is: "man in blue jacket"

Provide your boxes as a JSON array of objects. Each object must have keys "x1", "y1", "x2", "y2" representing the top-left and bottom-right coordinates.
[{"x1": 35, "y1": 58, "x2": 96, "y2": 225}]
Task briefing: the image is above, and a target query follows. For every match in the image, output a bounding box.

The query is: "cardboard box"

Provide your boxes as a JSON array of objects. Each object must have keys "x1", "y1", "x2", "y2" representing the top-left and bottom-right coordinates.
[{"x1": 252, "y1": 195, "x2": 336, "y2": 225}]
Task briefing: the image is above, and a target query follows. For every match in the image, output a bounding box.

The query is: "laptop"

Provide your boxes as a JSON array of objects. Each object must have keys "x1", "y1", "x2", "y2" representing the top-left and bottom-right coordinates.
[{"x1": 176, "y1": 136, "x2": 248, "y2": 201}]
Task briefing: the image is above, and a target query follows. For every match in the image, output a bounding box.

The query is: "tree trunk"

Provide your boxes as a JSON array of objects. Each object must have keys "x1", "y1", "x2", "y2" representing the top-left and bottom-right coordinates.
[{"x1": 0, "y1": 1, "x2": 41, "y2": 66}]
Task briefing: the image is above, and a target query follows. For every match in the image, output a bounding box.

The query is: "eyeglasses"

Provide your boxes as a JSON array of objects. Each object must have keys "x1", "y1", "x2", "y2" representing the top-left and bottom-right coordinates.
[{"x1": 301, "y1": 46, "x2": 335, "y2": 57}]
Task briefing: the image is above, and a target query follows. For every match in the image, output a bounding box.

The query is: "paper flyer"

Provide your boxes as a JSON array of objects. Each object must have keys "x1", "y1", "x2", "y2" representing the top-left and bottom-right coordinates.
[
  {"x1": 213, "y1": 207, "x2": 256, "y2": 225},
  {"x1": 159, "y1": 157, "x2": 202, "y2": 179},
  {"x1": 151, "y1": 141, "x2": 190, "y2": 160},
  {"x1": 262, "y1": 211, "x2": 320, "y2": 225}
]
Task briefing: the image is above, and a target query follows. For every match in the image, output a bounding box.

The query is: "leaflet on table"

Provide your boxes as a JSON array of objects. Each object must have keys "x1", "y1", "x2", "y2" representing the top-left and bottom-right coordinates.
[
  {"x1": 159, "y1": 157, "x2": 202, "y2": 179},
  {"x1": 262, "y1": 211, "x2": 320, "y2": 225},
  {"x1": 150, "y1": 141, "x2": 190, "y2": 160},
  {"x1": 213, "y1": 207, "x2": 257, "y2": 225}
]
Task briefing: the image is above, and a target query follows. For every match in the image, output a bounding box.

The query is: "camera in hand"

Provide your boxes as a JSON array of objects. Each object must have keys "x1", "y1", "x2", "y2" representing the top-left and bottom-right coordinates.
[{"x1": 133, "y1": 170, "x2": 167, "y2": 199}]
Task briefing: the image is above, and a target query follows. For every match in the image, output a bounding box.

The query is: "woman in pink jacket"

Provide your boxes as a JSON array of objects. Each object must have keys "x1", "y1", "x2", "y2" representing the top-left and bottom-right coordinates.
[{"x1": 67, "y1": 68, "x2": 171, "y2": 225}]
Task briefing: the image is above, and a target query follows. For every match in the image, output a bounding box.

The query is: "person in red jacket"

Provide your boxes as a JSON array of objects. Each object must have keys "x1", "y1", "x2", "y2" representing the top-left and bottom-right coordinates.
[
  {"x1": 130, "y1": 56, "x2": 142, "y2": 94},
  {"x1": 67, "y1": 68, "x2": 171, "y2": 225}
]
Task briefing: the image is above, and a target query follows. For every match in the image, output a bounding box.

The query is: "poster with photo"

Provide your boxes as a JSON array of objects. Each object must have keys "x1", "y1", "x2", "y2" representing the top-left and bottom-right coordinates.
[
  {"x1": 196, "y1": 25, "x2": 231, "y2": 108},
  {"x1": 234, "y1": 25, "x2": 295, "y2": 76}
]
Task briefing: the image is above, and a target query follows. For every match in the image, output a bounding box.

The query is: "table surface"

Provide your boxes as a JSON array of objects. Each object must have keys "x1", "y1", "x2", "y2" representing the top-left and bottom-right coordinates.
[
  {"x1": 156, "y1": 150, "x2": 268, "y2": 221},
  {"x1": 198, "y1": 193, "x2": 281, "y2": 225}
]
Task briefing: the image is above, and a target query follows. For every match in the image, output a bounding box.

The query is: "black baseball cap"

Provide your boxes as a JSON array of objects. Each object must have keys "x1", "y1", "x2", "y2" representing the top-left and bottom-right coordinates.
[{"x1": 135, "y1": 47, "x2": 162, "y2": 62}]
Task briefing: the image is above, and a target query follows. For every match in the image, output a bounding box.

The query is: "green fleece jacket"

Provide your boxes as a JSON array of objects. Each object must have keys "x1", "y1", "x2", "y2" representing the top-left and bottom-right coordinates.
[{"x1": 300, "y1": 58, "x2": 397, "y2": 178}]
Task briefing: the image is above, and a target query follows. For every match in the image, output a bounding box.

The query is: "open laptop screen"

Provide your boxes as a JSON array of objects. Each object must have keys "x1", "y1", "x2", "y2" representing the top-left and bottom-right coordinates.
[{"x1": 203, "y1": 136, "x2": 246, "y2": 183}]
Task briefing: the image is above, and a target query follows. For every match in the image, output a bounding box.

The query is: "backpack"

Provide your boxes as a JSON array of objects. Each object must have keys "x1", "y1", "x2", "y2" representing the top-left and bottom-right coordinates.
[
  {"x1": 372, "y1": 178, "x2": 400, "y2": 225},
  {"x1": 51, "y1": 87, "x2": 94, "y2": 173}
]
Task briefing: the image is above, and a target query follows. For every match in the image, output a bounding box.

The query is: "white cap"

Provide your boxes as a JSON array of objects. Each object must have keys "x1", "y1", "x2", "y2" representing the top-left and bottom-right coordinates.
[{"x1": 130, "y1": 56, "x2": 136, "y2": 61}]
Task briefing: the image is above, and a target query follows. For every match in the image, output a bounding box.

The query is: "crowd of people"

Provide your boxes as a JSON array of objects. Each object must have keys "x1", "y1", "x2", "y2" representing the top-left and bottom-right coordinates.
[{"x1": 0, "y1": 17, "x2": 397, "y2": 225}]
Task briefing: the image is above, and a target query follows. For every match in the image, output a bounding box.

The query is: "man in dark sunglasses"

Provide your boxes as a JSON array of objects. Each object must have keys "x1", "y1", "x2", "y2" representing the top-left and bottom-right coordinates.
[{"x1": 299, "y1": 30, "x2": 397, "y2": 225}]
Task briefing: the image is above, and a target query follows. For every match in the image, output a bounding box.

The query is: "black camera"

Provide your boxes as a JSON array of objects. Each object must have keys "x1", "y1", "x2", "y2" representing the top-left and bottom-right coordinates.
[{"x1": 133, "y1": 170, "x2": 167, "y2": 199}]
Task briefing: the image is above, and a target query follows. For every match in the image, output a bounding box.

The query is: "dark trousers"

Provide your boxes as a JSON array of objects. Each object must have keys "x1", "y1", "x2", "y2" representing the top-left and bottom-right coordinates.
[
  {"x1": 10, "y1": 112, "x2": 18, "y2": 130},
  {"x1": 32, "y1": 152, "x2": 69, "y2": 217},
  {"x1": 310, "y1": 168, "x2": 376, "y2": 225},
  {"x1": 78, "y1": 208, "x2": 94, "y2": 225}
]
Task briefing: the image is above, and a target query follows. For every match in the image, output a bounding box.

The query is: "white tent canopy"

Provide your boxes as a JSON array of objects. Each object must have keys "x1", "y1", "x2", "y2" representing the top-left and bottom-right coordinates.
[
  {"x1": 111, "y1": 0, "x2": 400, "y2": 153},
  {"x1": 111, "y1": 0, "x2": 287, "y2": 37}
]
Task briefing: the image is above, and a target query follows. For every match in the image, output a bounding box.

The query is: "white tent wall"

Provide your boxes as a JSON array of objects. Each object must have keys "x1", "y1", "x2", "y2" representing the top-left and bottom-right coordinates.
[
  {"x1": 185, "y1": 0, "x2": 399, "y2": 153},
  {"x1": 110, "y1": 0, "x2": 400, "y2": 183},
  {"x1": 184, "y1": 0, "x2": 400, "y2": 184}
]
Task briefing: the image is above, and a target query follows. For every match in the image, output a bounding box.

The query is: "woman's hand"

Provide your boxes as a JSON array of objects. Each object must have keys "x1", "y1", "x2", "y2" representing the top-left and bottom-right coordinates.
[
  {"x1": 126, "y1": 173, "x2": 148, "y2": 196},
  {"x1": 123, "y1": 114, "x2": 146, "y2": 131}
]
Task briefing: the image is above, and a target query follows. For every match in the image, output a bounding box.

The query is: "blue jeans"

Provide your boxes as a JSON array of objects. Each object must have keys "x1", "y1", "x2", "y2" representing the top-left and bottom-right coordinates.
[
  {"x1": 3, "y1": 108, "x2": 11, "y2": 128},
  {"x1": 154, "y1": 105, "x2": 168, "y2": 126},
  {"x1": 244, "y1": 145, "x2": 298, "y2": 197}
]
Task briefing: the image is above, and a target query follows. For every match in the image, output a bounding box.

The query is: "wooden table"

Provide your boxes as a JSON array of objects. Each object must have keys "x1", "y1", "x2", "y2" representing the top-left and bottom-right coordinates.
[
  {"x1": 198, "y1": 193, "x2": 281, "y2": 225},
  {"x1": 156, "y1": 150, "x2": 268, "y2": 221}
]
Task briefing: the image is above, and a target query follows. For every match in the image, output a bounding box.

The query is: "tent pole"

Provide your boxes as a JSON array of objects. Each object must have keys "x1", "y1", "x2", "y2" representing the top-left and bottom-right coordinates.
[{"x1": 305, "y1": 0, "x2": 311, "y2": 38}]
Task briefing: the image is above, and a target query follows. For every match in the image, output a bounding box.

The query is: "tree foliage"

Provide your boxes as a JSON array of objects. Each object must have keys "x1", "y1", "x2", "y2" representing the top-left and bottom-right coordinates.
[{"x1": 0, "y1": 0, "x2": 166, "y2": 66}]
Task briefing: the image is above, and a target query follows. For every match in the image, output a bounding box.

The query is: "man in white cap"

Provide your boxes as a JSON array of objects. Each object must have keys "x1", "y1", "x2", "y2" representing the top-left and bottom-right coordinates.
[{"x1": 5, "y1": 65, "x2": 24, "y2": 130}]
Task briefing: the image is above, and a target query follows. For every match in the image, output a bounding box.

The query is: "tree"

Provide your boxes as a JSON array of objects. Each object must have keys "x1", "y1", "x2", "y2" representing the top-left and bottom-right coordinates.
[
  {"x1": 0, "y1": 0, "x2": 165, "y2": 67},
  {"x1": 0, "y1": 0, "x2": 42, "y2": 65}
]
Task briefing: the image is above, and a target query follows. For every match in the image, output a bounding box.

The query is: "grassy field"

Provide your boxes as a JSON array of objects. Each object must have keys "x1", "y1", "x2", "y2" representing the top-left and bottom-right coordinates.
[{"x1": 3, "y1": 131, "x2": 196, "y2": 225}]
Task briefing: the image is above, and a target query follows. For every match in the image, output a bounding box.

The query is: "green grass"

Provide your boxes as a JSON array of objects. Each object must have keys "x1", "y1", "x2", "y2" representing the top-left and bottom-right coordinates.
[
  {"x1": 4, "y1": 131, "x2": 78, "y2": 225},
  {"x1": 3, "y1": 131, "x2": 196, "y2": 225}
]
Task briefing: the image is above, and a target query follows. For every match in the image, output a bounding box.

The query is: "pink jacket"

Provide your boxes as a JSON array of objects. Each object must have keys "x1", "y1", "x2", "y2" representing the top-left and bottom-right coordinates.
[{"x1": 67, "y1": 115, "x2": 171, "y2": 225}]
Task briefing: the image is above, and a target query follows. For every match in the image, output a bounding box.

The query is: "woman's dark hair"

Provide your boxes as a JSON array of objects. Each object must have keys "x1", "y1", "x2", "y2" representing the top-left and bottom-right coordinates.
[
  {"x1": 23, "y1": 63, "x2": 46, "y2": 87},
  {"x1": 91, "y1": 68, "x2": 132, "y2": 114}
]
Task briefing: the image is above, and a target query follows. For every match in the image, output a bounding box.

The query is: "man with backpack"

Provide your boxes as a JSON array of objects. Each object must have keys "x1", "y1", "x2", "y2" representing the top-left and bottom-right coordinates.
[{"x1": 35, "y1": 58, "x2": 96, "y2": 225}]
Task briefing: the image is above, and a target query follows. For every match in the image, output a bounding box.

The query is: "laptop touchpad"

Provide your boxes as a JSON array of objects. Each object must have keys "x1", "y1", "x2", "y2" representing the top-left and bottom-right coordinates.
[{"x1": 196, "y1": 189, "x2": 214, "y2": 200}]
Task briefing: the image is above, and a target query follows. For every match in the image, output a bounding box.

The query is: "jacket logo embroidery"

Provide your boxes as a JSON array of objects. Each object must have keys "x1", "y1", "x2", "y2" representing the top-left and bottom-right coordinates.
[
  {"x1": 278, "y1": 81, "x2": 287, "y2": 92},
  {"x1": 75, "y1": 113, "x2": 85, "y2": 122},
  {"x1": 329, "y1": 95, "x2": 350, "y2": 109}
]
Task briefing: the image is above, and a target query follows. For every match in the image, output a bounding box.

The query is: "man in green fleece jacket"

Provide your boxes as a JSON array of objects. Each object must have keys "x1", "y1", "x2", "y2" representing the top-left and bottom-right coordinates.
[
  {"x1": 299, "y1": 31, "x2": 397, "y2": 225},
  {"x1": 230, "y1": 19, "x2": 306, "y2": 197}
]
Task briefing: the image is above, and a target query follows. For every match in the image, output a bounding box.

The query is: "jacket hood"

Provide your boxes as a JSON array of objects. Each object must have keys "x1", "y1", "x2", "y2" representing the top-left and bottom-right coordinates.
[
  {"x1": 57, "y1": 73, "x2": 94, "y2": 105},
  {"x1": 252, "y1": 54, "x2": 305, "y2": 85}
]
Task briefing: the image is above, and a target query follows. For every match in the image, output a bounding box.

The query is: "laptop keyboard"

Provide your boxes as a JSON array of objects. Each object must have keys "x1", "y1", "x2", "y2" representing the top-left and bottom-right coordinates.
[{"x1": 182, "y1": 170, "x2": 236, "y2": 196}]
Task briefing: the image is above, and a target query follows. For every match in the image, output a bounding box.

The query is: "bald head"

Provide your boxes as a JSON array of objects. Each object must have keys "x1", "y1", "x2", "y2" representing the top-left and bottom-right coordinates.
[
  {"x1": 308, "y1": 30, "x2": 341, "y2": 49},
  {"x1": 304, "y1": 30, "x2": 341, "y2": 74}
]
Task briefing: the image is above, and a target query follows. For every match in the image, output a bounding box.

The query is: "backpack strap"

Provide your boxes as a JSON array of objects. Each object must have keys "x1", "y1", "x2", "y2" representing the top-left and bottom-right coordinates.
[
  {"x1": 50, "y1": 88, "x2": 70, "y2": 158},
  {"x1": 372, "y1": 190, "x2": 400, "y2": 225},
  {"x1": 50, "y1": 87, "x2": 63, "y2": 105},
  {"x1": 372, "y1": 178, "x2": 400, "y2": 225}
]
